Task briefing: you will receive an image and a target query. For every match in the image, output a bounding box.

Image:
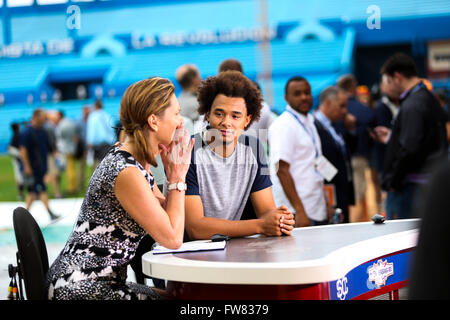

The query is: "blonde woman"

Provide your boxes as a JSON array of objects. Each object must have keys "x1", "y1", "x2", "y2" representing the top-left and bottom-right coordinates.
[{"x1": 46, "y1": 77, "x2": 193, "y2": 300}]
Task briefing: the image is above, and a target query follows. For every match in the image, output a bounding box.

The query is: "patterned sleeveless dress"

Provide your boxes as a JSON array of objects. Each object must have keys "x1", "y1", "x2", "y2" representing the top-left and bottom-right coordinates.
[{"x1": 46, "y1": 146, "x2": 160, "y2": 300}]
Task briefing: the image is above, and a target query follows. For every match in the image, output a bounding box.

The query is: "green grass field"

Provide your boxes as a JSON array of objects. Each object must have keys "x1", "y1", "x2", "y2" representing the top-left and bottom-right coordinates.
[
  {"x1": 0, "y1": 156, "x2": 18, "y2": 201},
  {"x1": 0, "y1": 155, "x2": 92, "y2": 201}
]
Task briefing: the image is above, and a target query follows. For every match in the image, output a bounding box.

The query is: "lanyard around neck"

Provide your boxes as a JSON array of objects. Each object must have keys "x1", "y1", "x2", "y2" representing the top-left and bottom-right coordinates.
[
  {"x1": 315, "y1": 111, "x2": 347, "y2": 158},
  {"x1": 286, "y1": 109, "x2": 319, "y2": 158}
]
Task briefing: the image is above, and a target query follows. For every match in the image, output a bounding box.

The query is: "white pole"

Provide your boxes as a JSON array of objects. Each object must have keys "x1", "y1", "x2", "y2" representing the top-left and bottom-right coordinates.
[{"x1": 256, "y1": 0, "x2": 274, "y2": 107}]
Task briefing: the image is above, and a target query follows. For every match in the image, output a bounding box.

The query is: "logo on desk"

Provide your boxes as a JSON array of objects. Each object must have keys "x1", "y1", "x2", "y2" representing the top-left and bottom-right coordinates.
[
  {"x1": 368, "y1": 259, "x2": 394, "y2": 288},
  {"x1": 336, "y1": 277, "x2": 349, "y2": 300}
]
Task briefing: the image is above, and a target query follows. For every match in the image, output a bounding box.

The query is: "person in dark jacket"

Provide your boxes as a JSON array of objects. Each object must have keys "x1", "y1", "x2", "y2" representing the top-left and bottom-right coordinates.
[
  {"x1": 314, "y1": 86, "x2": 355, "y2": 223},
  {"x1": 374, "y1": 52, "x2": 448, "y2": 219}
]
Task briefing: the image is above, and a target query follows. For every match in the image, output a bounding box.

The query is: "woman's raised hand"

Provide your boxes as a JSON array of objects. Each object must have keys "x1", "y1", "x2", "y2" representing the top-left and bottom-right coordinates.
[{"x1": 159, "y1": 128, "x2": 194, "y2": 183}]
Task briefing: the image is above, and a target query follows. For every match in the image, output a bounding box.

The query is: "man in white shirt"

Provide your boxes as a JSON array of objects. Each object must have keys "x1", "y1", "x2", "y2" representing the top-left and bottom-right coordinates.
[{"x1": 269, "y1": 76, "x2": 328, "y2": 227}]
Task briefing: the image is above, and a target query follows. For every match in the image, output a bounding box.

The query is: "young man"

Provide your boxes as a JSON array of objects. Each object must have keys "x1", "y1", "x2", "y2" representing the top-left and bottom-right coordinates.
[
  {"x1": 184, "y1": 71, "x2": 294, "y2": 240},
  {"x1": 269, "y1": 76, "x2": 330, "y2": 227}
]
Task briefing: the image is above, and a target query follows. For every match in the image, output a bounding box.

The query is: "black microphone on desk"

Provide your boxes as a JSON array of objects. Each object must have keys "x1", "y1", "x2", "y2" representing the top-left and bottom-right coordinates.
[
  {"x1": 211, "y1": 234, "x2": 230, "y2": 242},
  {"x1": 372, "y1": 213, "x2": 386, "y2": 224}
]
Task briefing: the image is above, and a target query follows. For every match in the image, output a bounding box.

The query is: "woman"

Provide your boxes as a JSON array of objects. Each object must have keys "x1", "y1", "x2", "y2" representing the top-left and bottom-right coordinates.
[{"x1": 46, "y1": 77, "x2": 193, "y2": 300}]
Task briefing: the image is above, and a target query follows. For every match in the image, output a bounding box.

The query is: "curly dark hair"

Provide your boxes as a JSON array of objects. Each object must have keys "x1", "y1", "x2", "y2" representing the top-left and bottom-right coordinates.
[{"x1": 197, "y1": 71, "x2": 262, "y2": 129}]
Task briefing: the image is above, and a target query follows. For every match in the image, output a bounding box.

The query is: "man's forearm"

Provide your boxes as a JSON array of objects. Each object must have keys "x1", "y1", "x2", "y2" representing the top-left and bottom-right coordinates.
[{"x1": 187, "y1": 217, "x2": 262, "y2": 240}]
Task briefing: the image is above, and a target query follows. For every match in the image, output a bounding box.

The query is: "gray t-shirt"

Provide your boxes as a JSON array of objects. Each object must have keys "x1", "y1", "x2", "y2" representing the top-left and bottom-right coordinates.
[{"x1": 186, "y1": 132, "x2": 272, "y2": 221}]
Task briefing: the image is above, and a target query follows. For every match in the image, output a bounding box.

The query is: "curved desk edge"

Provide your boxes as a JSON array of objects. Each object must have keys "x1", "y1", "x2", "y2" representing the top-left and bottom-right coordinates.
[{"x1": 142, "y1": 220, "x2": 419, "y2": 285}]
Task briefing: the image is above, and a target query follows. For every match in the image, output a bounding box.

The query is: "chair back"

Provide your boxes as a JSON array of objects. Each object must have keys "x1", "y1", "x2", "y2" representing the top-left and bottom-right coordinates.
[{"x1": 13, "y1": 207, "x2": 49, "y2": 300}]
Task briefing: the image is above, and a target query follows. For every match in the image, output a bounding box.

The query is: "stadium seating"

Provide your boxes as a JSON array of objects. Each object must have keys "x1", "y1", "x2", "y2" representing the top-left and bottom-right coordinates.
[{"x1": 1, "y1": 0, "x2": 449, "y2": 153}]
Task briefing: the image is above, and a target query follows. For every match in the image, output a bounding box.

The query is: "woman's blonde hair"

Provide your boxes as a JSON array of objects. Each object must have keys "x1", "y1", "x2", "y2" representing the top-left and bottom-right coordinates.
[{"x1": 119, "y1": 77, "x2": 175, "y2": 166}]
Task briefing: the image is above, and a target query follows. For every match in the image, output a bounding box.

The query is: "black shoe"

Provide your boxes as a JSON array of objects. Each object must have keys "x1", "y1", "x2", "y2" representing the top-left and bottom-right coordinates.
[{"x1": 48, "y1": 211, "x2": 61, "y2": 222}]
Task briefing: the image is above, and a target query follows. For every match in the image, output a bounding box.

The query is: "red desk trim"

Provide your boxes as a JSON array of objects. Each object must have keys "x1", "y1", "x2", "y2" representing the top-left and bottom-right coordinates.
[{"x1": 167, "y1": 281, "x2": 331, "y2": 300}]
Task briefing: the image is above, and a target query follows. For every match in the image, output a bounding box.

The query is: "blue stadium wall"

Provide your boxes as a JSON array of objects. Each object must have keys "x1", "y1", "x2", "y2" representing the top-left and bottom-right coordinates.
[{"x1": 0, "y1": 0, "x2": 449, "y2": 153}]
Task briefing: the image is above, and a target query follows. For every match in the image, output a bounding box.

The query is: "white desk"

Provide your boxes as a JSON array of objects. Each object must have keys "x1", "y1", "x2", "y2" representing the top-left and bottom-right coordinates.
[{"x1": 142, "y1": 219, "x2": 419, "y2": 300}]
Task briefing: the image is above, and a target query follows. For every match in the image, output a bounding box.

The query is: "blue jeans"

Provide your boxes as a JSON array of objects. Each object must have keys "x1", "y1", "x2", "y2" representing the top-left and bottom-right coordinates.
[{"x1": 385, "y1": 184, "x2": 417, "y2": 220}]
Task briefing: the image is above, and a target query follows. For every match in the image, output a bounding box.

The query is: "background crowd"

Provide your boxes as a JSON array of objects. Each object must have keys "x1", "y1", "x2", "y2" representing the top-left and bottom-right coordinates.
[{"x1": 8, "y1": 53, "x2": 449, "y2": 227}]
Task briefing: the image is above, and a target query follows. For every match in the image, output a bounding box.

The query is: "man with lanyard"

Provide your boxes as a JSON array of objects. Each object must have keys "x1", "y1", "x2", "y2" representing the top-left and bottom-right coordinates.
[
  {"x1": 313, "y1": 86, "x2": 355, "y2": 224},
  {"x1": 375, "y1": 53, "x2": 448, "y2": 219},
  {"x1": 269, "y1": 76, "x2": 333, "y2": 227}
]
